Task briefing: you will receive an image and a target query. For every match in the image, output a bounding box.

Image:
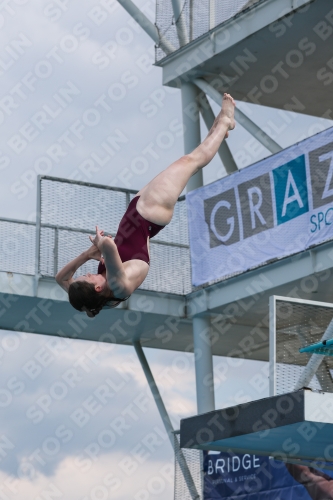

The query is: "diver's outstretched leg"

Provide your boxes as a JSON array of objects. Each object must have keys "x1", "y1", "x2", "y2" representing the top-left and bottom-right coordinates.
[{"x1": 136, "y1": 93, "x2": 236, "y2": 226}]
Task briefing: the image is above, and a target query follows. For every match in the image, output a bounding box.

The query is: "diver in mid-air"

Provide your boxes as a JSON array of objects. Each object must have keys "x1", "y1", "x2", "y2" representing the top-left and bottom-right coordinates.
[{"x1": 55, "y1": 93, "x2": 236, "y2": 317}]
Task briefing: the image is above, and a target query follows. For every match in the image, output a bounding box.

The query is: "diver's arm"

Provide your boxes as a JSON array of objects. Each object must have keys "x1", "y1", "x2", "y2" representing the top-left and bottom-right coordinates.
[
  {"x1": 55, "y1": 245, "x2": 101, "y2": 292},
  {"x1": 99, "y1": 237, "x2": 133, "y2": 297},
  {"x1": 89, "y1": 227, "x2": 130, "y2": 295},
  {"x1": 55, "y1": 252, "x2": 90, "y2": 292}
]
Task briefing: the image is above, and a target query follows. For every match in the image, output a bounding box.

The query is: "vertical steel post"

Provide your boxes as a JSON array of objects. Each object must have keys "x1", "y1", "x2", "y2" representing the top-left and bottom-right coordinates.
[
  {"x1": 209, "y1": 0, "x2": 215, "y2": 30},
  {"x1": 181, "y1": 83, "x2": 202, "y2": 192},
  {"x1": 269, "y1": 295, "x2": 276, "y2": 396},
  {"x1": 182, "y1": 82, "x2": 214, "y2": 496},
  {"x1": 189, "y1": 0, "x2": 193, "y2": 41},
  {"x1": 181, "y1": 83, "x2": 215, "y2": 414},
  {"x1": 192, "y1": 315, "x2": 214, "y2": 498},
  {"x1": 53, "y1": 227, "x2": 59, "y2": 276},
  {"x1": 34, "y1": 175, "x2": 42, "y2": 296},
  {"x1": 193, "y1": 316, "x2": 215, "y2": 414},
  {"x1": 171, "y1": 0, "x2": 189, "y2": 46}
]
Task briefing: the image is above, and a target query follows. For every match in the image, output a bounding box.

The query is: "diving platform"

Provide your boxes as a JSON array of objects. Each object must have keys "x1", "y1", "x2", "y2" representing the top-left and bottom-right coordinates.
[
  {"x1": 1, "y1": 174, "x2": 333, "y2": 356},
  {"x1": 2, "y1": 212, "x2": 333, "y2": 358},
  {"x1": 180, "y1": 389, "x2": 333, "y2": 466},
  {"x1": 156, "y1": 0, "x2": 333, "y2": 119},
  {"x1": 0, "y1": 271, "x2": 189, "y2": 347}
]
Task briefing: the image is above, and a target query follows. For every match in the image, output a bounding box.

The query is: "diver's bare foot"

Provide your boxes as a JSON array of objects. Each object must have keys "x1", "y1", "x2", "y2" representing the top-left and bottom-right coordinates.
[{"x1": 221, "y1": 93, "x2": 236, "y2": 137}]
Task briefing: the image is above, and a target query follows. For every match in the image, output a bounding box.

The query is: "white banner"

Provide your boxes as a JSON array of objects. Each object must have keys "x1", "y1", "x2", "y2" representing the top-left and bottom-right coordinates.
[{"x1": 186, "y1": 126, "x2": 333, "y2": 287}]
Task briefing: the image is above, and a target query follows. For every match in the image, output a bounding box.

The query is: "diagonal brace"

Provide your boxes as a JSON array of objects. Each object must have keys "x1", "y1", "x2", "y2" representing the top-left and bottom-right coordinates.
[
  {"x1": 295, "y1": 318, "x2": 333, "y2": 390},
  {"x1": 116, "y1": 0, "x2": 175, "y2": 54},
  {"x1": 193, "y1": 78, "x2": 282, "y2": 155},
  {"x1": 133, "y1": 341, "x2": 200, "y2": 500}
]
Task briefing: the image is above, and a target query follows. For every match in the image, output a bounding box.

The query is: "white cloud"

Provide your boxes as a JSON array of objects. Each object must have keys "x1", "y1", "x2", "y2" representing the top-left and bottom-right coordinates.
[{"x1": 0, "y1": 452, "x2": 175, "y2": 500}]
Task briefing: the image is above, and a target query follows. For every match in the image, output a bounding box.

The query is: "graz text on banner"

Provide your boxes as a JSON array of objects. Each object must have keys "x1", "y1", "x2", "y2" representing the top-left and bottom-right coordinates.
[{"x1": 186, "y1": 127, "x2": 333, "y2": 287}]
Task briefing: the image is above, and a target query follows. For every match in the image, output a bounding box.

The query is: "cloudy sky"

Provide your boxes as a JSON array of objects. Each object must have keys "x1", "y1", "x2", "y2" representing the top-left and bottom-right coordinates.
[{"x1": 0, "y1": 1, "x2": 332, "y2": 499}]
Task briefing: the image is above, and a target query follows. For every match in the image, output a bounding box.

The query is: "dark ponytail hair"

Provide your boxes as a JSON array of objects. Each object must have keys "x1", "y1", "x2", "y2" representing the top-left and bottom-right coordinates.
[{"x1": 68, "y1": 281, "x2": 123, "y2": 317}]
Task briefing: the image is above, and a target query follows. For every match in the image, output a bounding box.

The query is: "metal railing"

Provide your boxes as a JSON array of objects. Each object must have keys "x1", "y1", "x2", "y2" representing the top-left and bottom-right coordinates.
[
  {"x1": 34, "y1": 176, "x2": 192, "y2": 295},
  {"x1": 0, "y1": 177, "x2": 192, "y2": 295},
  {"x1": 155, "y1": 0, "x2": 264, "y2": 61},
  {"x1": 174, "y1": 432, "x2": 202, "y2": 500},
  {"x1": 0, "y1": 218, "x2": 36, "y2": 276}
]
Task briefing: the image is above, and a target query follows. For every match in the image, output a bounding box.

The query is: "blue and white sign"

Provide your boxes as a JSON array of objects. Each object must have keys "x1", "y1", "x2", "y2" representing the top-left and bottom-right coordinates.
[
  {"x1": 186, "y1": 126, "x2": 333, "y2": 287},
  {"x1": 203, "y1": 451, "x2": 333, "y2": 499}
]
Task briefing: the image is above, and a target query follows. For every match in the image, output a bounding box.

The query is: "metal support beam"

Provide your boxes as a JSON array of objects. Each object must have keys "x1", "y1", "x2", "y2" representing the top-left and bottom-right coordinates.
[
  {"x1": 116, "y1": 0, "x2": 175, "y2": 54},
  {"x1": 133, "y1": 342, "x2": 200, "y2": 500},
  {"x1": 171, "y1": 0, "x2": 189, "y2": 47},
  {"x1": 189, "y1": 0, "x2": 194, "y2": 41},
  {"x1": 181, "y1": 83, "x2": 203, "y2": 192},
  {"x1": 198, "y1": 93, "x2": 238, "y2": 174},
  {"x1": 193, "y1": 78, "x2": 282, "y2": 154},
  {"x1": 269, "y1": 295, "x2": 276, "y2": 396},
  {"x1": 209, "y1": 0, "x2": 215, "y2": 30},
  {"x1": 294, "y1": 318, "x2": 333, "y2": 390},
  {"x1": 133, "y1": 341, "x2": 175, "y2": 445},
  {"x1": 297, "y1": 330, "x2": 333, "y2": 392},
  {"x1": 317, "y1": 361, "x2": 333, "y2": 392},
  {"x1": 193, "y1": 316, "x2": 215, "y2": 414},
  {"x1": 34, "y1": 175, "x2": 42, "y2": 296},
  {"x1": 193, "y1": 315, "x2": 215, "y2": 499},
  {"x1": 53, "y1": 227, "x2": 59, "y2": 276}
]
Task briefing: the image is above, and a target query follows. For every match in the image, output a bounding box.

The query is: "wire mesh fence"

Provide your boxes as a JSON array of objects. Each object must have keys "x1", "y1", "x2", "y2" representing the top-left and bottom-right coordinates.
[
  {"x1": 37, "y1": 176, "x2": 192, "y2": 295},
  {"x1": 155, "y1": 0, "x2": 264, "y2": 62},
  {"x1": 0, "y1": 219, "x2": 35, "y2": 275},
  {"x1": 174, "y1": 433, "x2": 202, "y2": 500},
  {"x1": 272, "y1": 297, "x2": 333, "y2": 396}
]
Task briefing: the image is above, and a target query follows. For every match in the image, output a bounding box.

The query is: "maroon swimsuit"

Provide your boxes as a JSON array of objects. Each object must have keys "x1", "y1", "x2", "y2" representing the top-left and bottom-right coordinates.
[{"x1": 97, "y1": 196, "x2": 164, "y2": 291}]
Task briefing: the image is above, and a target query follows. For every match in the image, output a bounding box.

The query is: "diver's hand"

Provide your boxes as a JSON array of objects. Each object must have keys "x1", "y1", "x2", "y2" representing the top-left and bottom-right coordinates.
[
  {"x1": 86, "y1": 244, "x2": 101, "y2": 261},
  {"x1": 89, "y1": 226, "x2": 105, "y2": 250},
  {"x1": 89, "y1": 226, "x2": 113, "y2": 251}
]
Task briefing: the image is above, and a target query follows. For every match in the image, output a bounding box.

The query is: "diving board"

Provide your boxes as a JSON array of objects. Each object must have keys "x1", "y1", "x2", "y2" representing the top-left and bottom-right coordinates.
[
  {"x1": 180, "y1": 389, "x2": 333, "y2": 467},
  {"x1": 300, "y1": 339, "x2": 333, "y2": 356}
]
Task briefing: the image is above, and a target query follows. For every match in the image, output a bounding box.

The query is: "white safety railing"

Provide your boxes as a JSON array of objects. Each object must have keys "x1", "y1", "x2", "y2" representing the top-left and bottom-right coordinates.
[
  {"x1": 0, "y1": 219, "x2": 36, "y2": 276},
  {"x1": 0, "y1": 177, "x2": 192, "y2": 296},
  {"x1": 36, "y1": 176, "x2": 192, "y2": 295},
  {"x1": 269, "y1": 296, "x2": 333, "y2": 397},
  {"x1": 155, "y1": 0, "x2": 265, "y2": 61}
]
